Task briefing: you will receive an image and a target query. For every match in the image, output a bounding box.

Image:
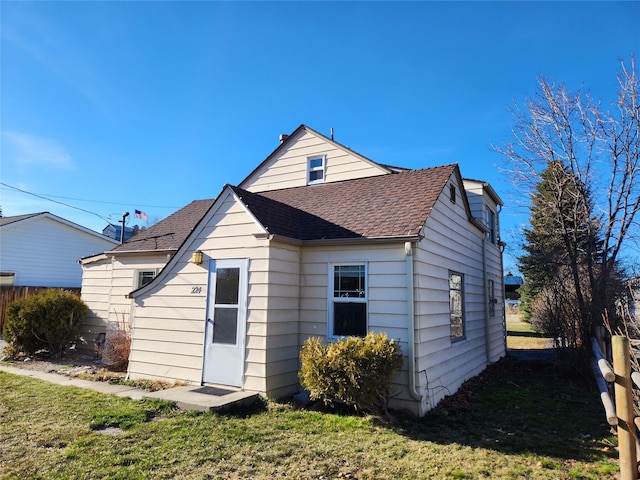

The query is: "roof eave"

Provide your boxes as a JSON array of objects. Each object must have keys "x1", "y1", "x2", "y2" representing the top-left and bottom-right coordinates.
[
  {"x1": 471, "y1": 217, "x2": 489, "y2": 232},
  {"x1": 108, "y1": 248, "x2": 177, "y2": 256},
  {"x1": 300, "y1": 234, "x2": 422, "y2": 246}
]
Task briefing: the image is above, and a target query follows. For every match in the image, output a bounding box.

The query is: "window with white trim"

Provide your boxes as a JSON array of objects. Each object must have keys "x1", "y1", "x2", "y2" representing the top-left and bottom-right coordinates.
[
  {"x1": 449, "y1": 271, "x2": 465, "y2": 342},
  {"x1": 307, "y1": 155, "x2": 325, "y2": 185},
  {"x1": 488, "y1": 279, "x2": 496, "y2": 317},
  {"x1": 486, "y1": 207, "x2": 496, "y2": 244},
  {"x1": 136, "y1": 270, "x2": 157, "y2": 289},
  {"x1": 329, "y1": 263, "x2": 367, "y2": 337}
]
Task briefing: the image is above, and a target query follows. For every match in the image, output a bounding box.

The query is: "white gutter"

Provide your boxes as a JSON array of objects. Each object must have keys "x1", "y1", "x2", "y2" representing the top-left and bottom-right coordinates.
[{"x1": 405, "y1": 241, "x2": 423, "y2": 402}]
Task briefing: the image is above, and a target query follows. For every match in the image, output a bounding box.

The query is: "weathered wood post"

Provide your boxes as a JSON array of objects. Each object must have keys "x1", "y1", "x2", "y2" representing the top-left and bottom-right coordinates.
[{"x1": 613, "y1": 335, "x2": 638, "y2": 480}]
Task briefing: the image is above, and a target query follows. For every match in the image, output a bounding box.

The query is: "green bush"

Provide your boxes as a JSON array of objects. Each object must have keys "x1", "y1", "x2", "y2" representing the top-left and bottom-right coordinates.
[
  {"x1": 299, "y1": 332, "x2": 404, "y2": 414},
  {"x1": 3, "y1": 289, "x2": 88, "y2": 358}
]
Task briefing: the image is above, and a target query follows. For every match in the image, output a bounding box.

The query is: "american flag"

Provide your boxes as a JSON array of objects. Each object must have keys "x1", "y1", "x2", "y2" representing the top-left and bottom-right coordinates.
[{"x1": 134, "y1": 209, "x2": 148, "y2": 220}]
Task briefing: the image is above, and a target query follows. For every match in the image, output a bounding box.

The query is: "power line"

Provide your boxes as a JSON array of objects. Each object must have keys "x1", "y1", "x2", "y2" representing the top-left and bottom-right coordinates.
[
  {"x1": 0, "y1": 182, "x2": 179, "y2": 209},
  {"x1": 1, "y1": 182, "x2": 114, "y2": 224}
]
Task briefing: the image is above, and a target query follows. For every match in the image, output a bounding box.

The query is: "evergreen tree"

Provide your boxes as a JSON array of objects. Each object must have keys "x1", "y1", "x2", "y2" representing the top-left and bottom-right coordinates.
[{"x1": 518, "y1": 160, "x2": 604, "y2": 346}]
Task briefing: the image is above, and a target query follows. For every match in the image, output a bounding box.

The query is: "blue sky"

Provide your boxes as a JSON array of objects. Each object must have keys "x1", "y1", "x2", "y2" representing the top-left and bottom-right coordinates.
[{"x1": 1, "y1": 1, "x2": 638, "y2": 273}]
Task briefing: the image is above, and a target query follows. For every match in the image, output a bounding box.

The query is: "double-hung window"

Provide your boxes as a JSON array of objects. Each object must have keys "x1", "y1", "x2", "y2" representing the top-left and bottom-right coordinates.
[
  {"x1": 449, "y1": 271, "x2": 465, "y2": 342},
  {"x1": 329, "y1": 264, "x2": 367, "y2": 338},
  {"x1": 308, "y1": 155, "x2": 325, "y2": 185}
]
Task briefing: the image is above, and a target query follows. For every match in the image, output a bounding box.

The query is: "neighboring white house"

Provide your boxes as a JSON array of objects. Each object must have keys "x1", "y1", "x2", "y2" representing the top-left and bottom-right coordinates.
[
  {"x1": 109, "y1": 124, "x2": 506, "y2": 417},
  {"x1": 0, "y1": 212, "x2": 119, "y2": 288}
]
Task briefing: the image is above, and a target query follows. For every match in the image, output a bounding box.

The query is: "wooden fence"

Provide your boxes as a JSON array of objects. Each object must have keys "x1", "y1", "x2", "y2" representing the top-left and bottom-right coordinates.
[
  {"x1": 0, "y1": 286, "x2": 81, "y2": 334},
  {"x1": 592, "y1": 333, "x2": 640, "y2": 480}
]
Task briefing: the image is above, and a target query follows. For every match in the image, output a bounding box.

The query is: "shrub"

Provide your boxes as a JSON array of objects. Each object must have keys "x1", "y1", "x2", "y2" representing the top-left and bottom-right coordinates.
[
  {"x1": 102, "y1": 319, "x2": 131, "y2": 372},
  {"x1": 3, "y1": 289, "x2": 88, "y2": 358},
  {"x1": 299, "y1": 332, "x2": 403, "y2": 414}
]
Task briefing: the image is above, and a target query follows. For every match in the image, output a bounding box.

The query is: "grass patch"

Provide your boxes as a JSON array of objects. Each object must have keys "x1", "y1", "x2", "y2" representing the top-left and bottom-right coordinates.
[
  {"x1": 75, "y1": 372, "x2": 182, "y2": 392},
  {"x1": 0, "y1": 356, "x2": 618, "y2": 479},
  {"x1": 507, "y1": 312, "x2": 554, "y2": 350}
]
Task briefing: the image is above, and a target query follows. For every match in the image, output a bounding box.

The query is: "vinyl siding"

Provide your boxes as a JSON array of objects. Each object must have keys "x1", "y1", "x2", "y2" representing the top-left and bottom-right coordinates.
[
  {"x1": 241, "y1": 129, "x2": 388, "y2": 192},
  {"x1": 298, "y1": 243, "x2": 411, "y2": 409},
  {"x1": 463, "y1": 180, "x2": 506, "y2": 362},
  {"x1": 128, "y1": 193, "x2": 269, "y2": 385},
  {"x1": 1, "y1": 216, "x2": 116, "y2": 287},
  {"x1": 262, "y1": 244, "x2": 301, "y2": 398},
  {"x1": 412, "y1": 174, "x2": 505, "y2": 414},
  {"x1": 78, "y1": 253, "x2": 169, "y2": 350}
]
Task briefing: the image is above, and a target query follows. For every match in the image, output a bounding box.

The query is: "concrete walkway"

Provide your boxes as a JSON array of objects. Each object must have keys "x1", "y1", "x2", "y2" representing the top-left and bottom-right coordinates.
[{"x1": 0, "y1": 362, "x2": 260, "y2": 413}]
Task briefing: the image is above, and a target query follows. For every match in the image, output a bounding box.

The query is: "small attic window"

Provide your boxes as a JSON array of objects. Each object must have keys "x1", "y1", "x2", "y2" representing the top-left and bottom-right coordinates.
[
  {"x1": 449, "y1": 185, "x2": 456, "y2": 203},
  {"x1": 308, "y1": 155, "x2": 325, "y2": 185}
]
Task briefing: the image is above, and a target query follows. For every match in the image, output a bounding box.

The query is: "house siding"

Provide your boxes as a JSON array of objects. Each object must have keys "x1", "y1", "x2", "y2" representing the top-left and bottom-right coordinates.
[
  {"x1": 463, "y1": 180, "x2": 506, "y2": 362},
  {"x1": 1, "y1": 216, "x2": 116, "y2": 288},
  {"x1": 298, "y1": 244, "x2": 412, "y2": 411},
  {"x1": 412, "y1": 174, "x2": 505, "y2": 414},
  {"x1": 241, "y1": 129, "x2": 388, "y2": 193},
  {"x1": 127, "y1": 193, "x2": 273, "y2": 388},
  {"x1": 262, "y1": 244, "x2": 302, "y2": 398},
  {"x1": 78, "y1": 253, "x2": 169, "y2": 350}
]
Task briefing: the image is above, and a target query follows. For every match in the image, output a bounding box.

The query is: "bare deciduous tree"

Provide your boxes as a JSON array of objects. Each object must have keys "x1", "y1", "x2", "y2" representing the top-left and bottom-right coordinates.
[{"x1": 495, "y1": 57, "x2": 640, "y2": 348}]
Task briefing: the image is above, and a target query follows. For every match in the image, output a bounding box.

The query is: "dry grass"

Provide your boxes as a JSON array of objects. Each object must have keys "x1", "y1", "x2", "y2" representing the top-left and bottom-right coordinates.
[
  {"x1": 0, "y1": 355, "x2": 619, "y2": 479},
  {"x1": 506, "y1": 310, "x2": 554, "y2": 350}
]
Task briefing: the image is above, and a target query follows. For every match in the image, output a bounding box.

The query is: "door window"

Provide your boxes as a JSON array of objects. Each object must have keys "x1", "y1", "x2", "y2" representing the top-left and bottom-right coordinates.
[{"x1": 212, "y1": 267, "x2": 240, "y2": 345}]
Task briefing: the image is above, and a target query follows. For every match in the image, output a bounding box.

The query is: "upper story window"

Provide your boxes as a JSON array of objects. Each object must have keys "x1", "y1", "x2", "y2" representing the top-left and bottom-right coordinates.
[
  {"x1": 329, "y1": 263, "x2": 367, "y2": 338},
  {"x1": 485, "y1": 207, "x2": 496, "y2": 244},
  {"x1": 308, "y1": 155, "x2": 325, "y2": 185},
  {"x1": 137, "y1": 270, "x2": 157, "y2": 289},
  {"x1": 449, "y1": 185, "x2": 456, "y2": 204}
]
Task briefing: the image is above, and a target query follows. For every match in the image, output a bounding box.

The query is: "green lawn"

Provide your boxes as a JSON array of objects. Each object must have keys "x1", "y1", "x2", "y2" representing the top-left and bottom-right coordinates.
[{"x1": 0, "y1": 356, "x2": 619, "y2": 479}]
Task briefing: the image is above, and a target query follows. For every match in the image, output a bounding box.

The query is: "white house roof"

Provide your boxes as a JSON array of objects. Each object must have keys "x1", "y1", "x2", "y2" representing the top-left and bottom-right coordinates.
[{"x1": 0, "y1": 212, "x2": 119, "y2": 245}]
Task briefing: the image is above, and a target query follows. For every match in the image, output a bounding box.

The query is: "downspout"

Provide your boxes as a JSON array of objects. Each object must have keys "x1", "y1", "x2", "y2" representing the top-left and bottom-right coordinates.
[
  {"x1": 405, "y1": 241, "x2": 423, "y2": 402},
  {"x1": 482, "y1": 234, "x2": 491, "y2": 363},
  {"x1": 497, "y1": 204, "x2": 508, "y2": 355}
]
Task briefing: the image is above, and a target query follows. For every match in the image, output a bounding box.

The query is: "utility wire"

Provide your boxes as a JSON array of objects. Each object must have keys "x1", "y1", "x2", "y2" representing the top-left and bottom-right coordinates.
[
  {"x1": 1, "y1": 182, "x2": 113, "y2": 224},
  {"x1": 0, "y1": 182, "x2": 179, "y2": 209}
]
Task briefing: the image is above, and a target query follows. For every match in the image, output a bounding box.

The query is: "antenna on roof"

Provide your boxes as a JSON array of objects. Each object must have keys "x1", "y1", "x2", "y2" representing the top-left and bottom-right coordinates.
[{"x1": 330, "y1": 128, "x2": 334, "y2": 141}]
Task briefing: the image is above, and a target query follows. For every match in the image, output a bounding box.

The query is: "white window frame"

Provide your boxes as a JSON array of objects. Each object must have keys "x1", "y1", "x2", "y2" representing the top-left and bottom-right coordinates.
[
  {"x1": 449, "y1": 271, "x2": 465, "y2": 343},
  {"x1": 136, "y1": 269, "x2": 157, "y2": 289},
  {"x1": 488, "y1": 279, "x2": 496, "y2": 317},
  {"x1": 485, "y1": 207, "x2": 496, "y2": 244},
  {"x1": 307, "y1": 155, "x2": 326, "y2": 185},
  {"x1": 327, "y1": 262, "x2": 368, "y2": 339}
]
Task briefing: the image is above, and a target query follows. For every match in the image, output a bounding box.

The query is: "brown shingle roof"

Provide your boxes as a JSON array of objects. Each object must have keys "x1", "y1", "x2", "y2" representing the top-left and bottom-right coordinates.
[
  {"x1": 111, "y1": 199, "x2": 215, "y2": 252},
  {"x1": 231, "y1": 164, "x2": 458, "y2": 241}
]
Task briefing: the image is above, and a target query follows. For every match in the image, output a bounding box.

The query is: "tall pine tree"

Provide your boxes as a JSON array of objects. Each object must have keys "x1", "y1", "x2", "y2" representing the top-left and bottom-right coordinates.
[{"x1": 518, "y1": 160, "x2": 603, "y2": 346}]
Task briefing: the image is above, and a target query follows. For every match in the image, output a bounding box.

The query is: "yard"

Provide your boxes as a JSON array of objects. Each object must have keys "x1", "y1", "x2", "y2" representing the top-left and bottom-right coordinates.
[{"x1": 0, "y1": 316, "x2": 620, "y2": 480}]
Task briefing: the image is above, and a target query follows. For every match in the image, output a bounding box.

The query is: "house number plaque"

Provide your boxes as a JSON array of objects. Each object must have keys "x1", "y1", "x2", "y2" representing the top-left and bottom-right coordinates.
[{"x1": 191, "y1": 286, "x2": 202, "y2": 294}]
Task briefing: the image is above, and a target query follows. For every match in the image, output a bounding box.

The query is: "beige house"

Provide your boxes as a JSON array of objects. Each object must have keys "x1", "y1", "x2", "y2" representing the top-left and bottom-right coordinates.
[
  {"x1": 78, "y1": 199, "x2": 214, "y2": 348},
  {"x1": 82, "y1": 125, "x2": 506, "y2": 416}
]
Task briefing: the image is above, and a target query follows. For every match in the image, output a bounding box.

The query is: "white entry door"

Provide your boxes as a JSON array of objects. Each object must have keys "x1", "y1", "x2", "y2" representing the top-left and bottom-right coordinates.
[{"x1": 202, "y1": 258, "x2": 248, "y2": 386}]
